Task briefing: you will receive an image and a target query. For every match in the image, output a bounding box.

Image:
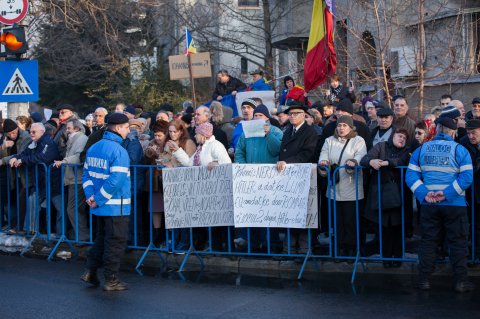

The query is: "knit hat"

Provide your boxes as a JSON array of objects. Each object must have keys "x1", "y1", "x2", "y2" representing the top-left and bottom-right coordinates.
[
  {"x1": 3, "y1": 118, "x2": 18, "y2": 133},
  {"x1": 241, "y1": 98, "x2": 258, "y2": 109},
  {"x1": 253, "y1": 104, "x2": 271, "y2": 119},
  {"x1": 335, "y1": 99, "x2": 354, "y2": 114},
  {"x1": 337, "y1": 115, "x2": 354, "y2": 128},
  {"x1": 439, "y1": 105, "x2": 461, "y2": 119},
  {"x1": 435, "y1": 116, "x2": 457, "y2": 130},
  {"x1": 30, "y1": 112, "x2": 43, "y2": 123},
  {"x1": 472, "y1": 97, "x2": 480, "y2": 104},
  {"x1": 107, "y1": 113, "x2": 129, "y2": 125},
  {"x1": 124, "y1": 105, "x2": 137, "y2": 115},
  {"x1": 159, "y1": 103, "x2": 174, "y2": 113},
  {"x1": 195, "y1": 122, "x2": 213, "y2": 138}
]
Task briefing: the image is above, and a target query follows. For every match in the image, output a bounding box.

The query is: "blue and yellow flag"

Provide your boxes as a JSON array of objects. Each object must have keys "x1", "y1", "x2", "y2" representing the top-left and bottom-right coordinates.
[{"x1": 184, "y1": 27, "x2": 197, "y2": 55}]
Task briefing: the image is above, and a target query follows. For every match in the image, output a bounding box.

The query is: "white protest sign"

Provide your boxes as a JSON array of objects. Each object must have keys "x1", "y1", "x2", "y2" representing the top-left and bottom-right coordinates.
[
  {"x1": 306, "y1": 164, "x2": 319, "y2": 228},
  {"x1": 232, "y1": 163, "x2": 311, "y2": 228},
  {"x1": 43, "y1": 108, "x2": 52, "y2": 121},
  {"x1": 162, "y1": 164, "x2": 234, "y2": 229},
  {"x1": 235, "y1": 91, "x2": 275, "y2": 116},
  {"x1": 242, "y1": 119, "x2": 265, "y2": 138}
]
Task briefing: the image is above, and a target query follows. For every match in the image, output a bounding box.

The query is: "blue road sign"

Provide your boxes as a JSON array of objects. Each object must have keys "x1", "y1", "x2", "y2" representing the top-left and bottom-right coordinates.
[{"x1": 0, "y1": 60, "x2": 38, "y2": 102}]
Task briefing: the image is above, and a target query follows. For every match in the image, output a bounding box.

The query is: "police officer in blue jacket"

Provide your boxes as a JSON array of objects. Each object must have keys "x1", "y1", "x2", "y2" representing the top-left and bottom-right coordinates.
[
  {"x1": 81, "y1": 113, "x2": 131, "y2": 291},
  {"x1": 406, "y1": 117, "x2": 474, "y2": 292}
]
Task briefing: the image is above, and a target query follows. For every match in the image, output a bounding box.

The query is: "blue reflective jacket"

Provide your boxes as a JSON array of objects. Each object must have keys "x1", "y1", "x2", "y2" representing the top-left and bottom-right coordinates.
[
  {"x1": 82, "y1": 131, "x2": 131, "y2": 216},
  {"x1": 406, "y1": 133, "x2": 473, "y2": 206}
]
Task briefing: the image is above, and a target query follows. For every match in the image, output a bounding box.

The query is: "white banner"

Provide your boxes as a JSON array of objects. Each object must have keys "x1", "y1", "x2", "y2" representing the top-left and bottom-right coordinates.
[
  {"x1": 235, "y1": 91, "x2": 276, "y2": 116},
  {"x1": 162, "y1": 164, "x2": 234, "y2": 229},
  {"x1": 232, "y1": 163, "x2": 311, "y2": 228},
  {"x1": 306, "y1": 165, "x2": 319, "y2": 228}
]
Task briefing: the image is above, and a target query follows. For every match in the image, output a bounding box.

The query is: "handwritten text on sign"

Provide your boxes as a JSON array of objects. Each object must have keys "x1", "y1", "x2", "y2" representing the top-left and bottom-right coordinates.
[
  {"x1": 232, "y1": 164, "x2": 311, "y2": 228},
  {"x1": 162, "y1": 165, "x2": 234, "y2": 229}
]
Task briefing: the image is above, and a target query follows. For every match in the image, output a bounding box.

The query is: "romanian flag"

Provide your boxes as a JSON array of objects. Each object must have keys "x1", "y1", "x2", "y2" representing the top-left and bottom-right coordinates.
[
  {"x1": 304, "y1": 0, "x2": 336, "y2": 92},
  {"x1": 184, "y1": 28, "x2": 197, "y2": 55}
]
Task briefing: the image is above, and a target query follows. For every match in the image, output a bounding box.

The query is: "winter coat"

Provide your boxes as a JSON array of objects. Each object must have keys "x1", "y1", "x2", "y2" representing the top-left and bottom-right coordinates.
[
  {"x1": 406, "y1": 133, "x2": 472, "y2": 207},
  {"x1": 173, "y1": 135, "x2": 232, "y2": 167},
  {"x1": 248, "y1": 78, "x2": 273, "y2": 91},
  {"x1": 319, "y1": 134, "x2": 367, "y2": 201},
  {"x1": 61, "y1": 131, "x2": 88, "y2": 186},
  {"x1": 16, "y1": 133, "x2": 61, "y2": 197},
  {"x1": 212, "y1": 76, "x2": 247, "y2": 100},
  {"x1": 279, "y1": 122, "x2": 318, "y2": 163},
  {"x1": 234, "y1": 125, "x2": 283, "y2": 164},
  {"x1": 360, "y1": 139, "x2": 411, "y2": 226},
  {"x1": 82, "y1": 131, "x2": 131, "y2": 216},
  {"x1": 459, "y1": 135, "x2": 480, "y2": 204},
  {"x1": 122, "y1": 129, "x2": 145, "y2": 194}
]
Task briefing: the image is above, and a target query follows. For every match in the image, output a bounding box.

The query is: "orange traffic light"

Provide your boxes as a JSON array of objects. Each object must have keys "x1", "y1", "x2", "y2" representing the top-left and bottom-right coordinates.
[{"x1": 1, "y1": 23, "x2": 27, "y2": 56}]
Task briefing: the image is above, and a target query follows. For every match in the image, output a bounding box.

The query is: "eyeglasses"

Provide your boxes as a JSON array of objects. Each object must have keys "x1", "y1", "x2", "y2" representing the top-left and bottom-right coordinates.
[
  {"x1": 59, "y1": 110, "x2": 71, "y2": 115},
  {"x1": 94, "y1": 114, "x2": 104, "y2": 118},
  {"x1": 30, "y1": 130, "x2": 38, "y2": 134},
  {"x1": 288, "y1": 112, "x2": 304, "y2": 117}
]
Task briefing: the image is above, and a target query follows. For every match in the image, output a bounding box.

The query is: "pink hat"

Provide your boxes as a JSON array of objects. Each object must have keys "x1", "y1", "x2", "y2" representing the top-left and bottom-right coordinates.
[{"x1": 195, "y1": 122, "x2": 213, "y2": 138}]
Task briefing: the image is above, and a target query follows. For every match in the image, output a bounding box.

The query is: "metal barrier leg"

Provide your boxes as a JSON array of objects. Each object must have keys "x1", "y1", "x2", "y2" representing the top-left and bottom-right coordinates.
[
  {"x1": 178, "y1": 244, "x2": 205, "y2": 273},
  {"x1": 47, "y1": 235, "x2": 78, "y2": 261},
  {"x1": 135, "y1": 242, "x2": 166, "y2": 275},
  {"x1": 298, "y1": 248, "x2": 320, "y2": 280}
]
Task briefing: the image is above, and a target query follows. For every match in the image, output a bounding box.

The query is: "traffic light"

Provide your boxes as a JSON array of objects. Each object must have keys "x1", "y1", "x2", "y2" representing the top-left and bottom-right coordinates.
[{"x1": 1, "y1": 23, "x2": 27, "y2": 56}]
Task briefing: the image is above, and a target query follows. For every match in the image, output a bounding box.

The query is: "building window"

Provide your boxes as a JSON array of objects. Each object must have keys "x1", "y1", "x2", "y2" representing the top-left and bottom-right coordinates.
[
  {"x1": 238, "y1": 0, "x2": 260, "y2": 8},
  {"x1": 241, "y1": 57, "x2": 248, "y2": 74}
]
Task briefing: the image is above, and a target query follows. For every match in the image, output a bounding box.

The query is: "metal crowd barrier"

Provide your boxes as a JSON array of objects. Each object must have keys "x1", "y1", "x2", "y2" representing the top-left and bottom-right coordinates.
[{"x1": 1, "y1": 163, "x2": 478, "y2": 283}]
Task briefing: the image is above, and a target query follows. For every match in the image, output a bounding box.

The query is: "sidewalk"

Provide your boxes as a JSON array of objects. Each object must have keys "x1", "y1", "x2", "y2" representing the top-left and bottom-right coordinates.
[{"x1": 2, "y1": 235, "x2": 476, "y2": 280}]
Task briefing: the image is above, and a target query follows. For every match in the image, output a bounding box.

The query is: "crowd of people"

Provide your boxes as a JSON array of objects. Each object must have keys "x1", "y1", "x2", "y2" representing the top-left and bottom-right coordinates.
[{"x1": 1, "y1": 71, "x2": 479, "y2": 292}]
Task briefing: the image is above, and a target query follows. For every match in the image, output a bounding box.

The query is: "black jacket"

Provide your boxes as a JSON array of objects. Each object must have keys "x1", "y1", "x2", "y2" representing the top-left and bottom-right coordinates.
[
  {"x1": 360, "y1": 139, "x2": 411, "y2": 226},
  {"x1": 460, "y1": 135, "x2": 480, "y2": 204},
  {"x1": 212, "y1": 77, "x2": 247, "y2": 100},
  {"x1": 279, "y1": 123, "x2": 318, "y2": 163}
]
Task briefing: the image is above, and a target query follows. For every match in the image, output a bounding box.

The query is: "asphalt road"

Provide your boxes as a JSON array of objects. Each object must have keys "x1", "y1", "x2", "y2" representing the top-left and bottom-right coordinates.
[{"x1": 0, "y1": 254, "x2": 479, "y2": 319}]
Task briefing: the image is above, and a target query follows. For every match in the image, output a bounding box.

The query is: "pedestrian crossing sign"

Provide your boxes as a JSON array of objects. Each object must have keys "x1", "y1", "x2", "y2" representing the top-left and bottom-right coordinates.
[{"x1": 0, "y1": 60, "x2": 38, "y2": 102}]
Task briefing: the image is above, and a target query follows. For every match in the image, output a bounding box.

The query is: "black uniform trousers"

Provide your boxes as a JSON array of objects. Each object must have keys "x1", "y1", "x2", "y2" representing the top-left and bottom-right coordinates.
[
  {"x1": 419, "y1": 205, "x2": 469, "y2": 281},
  {"x1": 87, "y1": 215, "x2": 129, "y2": 277}
]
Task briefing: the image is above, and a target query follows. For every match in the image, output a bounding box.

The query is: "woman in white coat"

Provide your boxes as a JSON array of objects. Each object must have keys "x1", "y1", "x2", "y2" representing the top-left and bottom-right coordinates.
[
  {"x1": 169, "y1": 122, "x2": 231, "y2": 168},
  {"x1": 318, "y1": 115, "x2": 367, "y2": 258},
  {"x1": 167, "y1": 122, "x2": 231, "y2": 251}
]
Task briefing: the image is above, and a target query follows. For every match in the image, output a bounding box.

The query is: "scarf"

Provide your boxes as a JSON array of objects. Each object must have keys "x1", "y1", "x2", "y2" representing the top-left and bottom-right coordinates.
[{"x1": 193, "y1": 144, "x2": 203, "y2": 166}]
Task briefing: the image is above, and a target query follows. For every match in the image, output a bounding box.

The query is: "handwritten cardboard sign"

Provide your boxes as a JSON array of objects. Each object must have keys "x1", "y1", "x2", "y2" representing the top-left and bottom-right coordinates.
[
  {"x1": 232, "y1": 164, "x2": 312, "y2": 228},
  {"x1": 162, "y1": 164, "x2": 234, "y2": 229}
]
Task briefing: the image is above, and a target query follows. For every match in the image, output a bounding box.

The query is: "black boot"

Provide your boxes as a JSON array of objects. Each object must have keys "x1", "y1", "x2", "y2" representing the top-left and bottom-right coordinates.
[
  {"x1": 103, "y1": 274, "x2": 128, "y2": 291},
  {"x1": 80, "y1": 269, "x2": 100, "y2": 287}
]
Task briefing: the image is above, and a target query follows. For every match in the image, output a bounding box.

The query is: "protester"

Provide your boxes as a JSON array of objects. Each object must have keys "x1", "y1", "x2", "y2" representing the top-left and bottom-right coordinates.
[
  {"x1": 279, "y1": 76, "x2": 308, "y2": 106},
  {"x1": 459, "y1": 119, "x2": 480, "y2": 264},
  {"x1": 247, "y1": 69, "x2": 272, "y2": 91},
  {"x1": 325, "y1": 75, "x2": 356, "y2": 104},
  {"x1": 7, "y1": 123, "x2": 61, "y2": 235},
  {"x1": 143, "y1": 120, "x2": 170, "y2": 246},
  {"x1": 414, "y1": 120, "x2": 436, "y2": 145},
  {"x1": 318, "y1": 116, "x2": 367, "y2": 259},
  {"x1": 212, "y1": 69, "x2": 247, "y2": 101},
  {"x1": 233, "y1": 104, "x2": 283, "y2": 251},
  {"x1": 361, "y1": 128, "x2": 411, "y2": 267},
  {"x1": 16, "y1": 115, "x2": 32, "y2": 131},
  {"x1": 53, "y1": 119, "x2": 89, "y2": 241}
]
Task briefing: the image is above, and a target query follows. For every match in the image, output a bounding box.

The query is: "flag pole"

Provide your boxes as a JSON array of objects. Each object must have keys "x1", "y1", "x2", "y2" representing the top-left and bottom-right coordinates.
[
  {"x1": 187, "y1": 53, "x2": 197, "y2": 108},
  {"x1": 185, "y1": 27, "x2": 197, "y2": 108}
]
